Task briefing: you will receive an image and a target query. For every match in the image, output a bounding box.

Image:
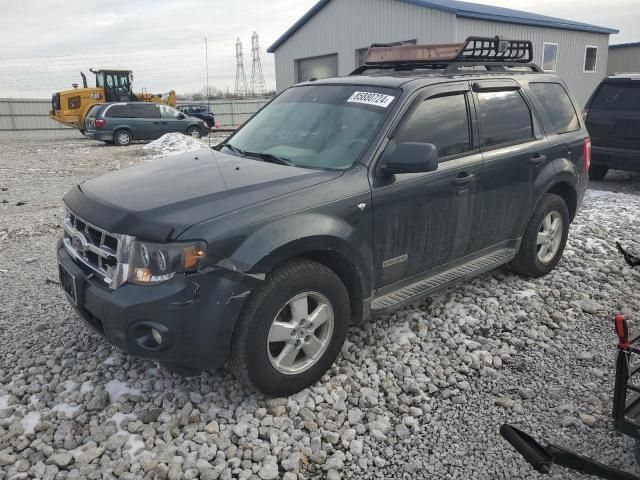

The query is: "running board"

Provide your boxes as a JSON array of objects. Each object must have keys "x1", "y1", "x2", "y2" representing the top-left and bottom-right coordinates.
[{"x1": 372, "y1": 248, "x2": 515, "y2": 312}]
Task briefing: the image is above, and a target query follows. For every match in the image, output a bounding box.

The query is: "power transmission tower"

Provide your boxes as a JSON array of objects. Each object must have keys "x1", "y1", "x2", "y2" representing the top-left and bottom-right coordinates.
[
  {"x1": 250, "y1": 31, "x2": 267, "y2": 97},
  {"x1": 234, "y1": 38, "x2": 248, "y2": 98}
]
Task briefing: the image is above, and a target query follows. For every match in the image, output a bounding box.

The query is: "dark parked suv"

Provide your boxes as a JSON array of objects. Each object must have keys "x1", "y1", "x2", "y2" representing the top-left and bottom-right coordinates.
[
  {"x1": 57, "y1": 37, "x2": 589, "y2": 396},
  {"x1": 85, "y1": 102, "x2": 209, "y2": 146},
  {"x1": 584, "y1": 74, "x2": 640, "y2": 180},
  {"x1": 178, "y1": 104, "x2": 217, "y2": 129}
]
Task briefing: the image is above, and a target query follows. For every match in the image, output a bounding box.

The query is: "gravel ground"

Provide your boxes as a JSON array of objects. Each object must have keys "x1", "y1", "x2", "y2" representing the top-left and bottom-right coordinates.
[{"x1": 1, "y1": 130, "x2": 640, "y2": 480}]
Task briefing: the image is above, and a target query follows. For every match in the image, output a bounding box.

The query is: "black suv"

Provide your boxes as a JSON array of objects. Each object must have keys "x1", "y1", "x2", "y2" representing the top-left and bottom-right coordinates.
[
  {"x1": 57, "y1": 37, "x2": 589, "y2": 396},
  {"x1": 178, "y1": 104, "x2": 216, "y2": 129},
  {"x1": 584, "y1": 74, "x2": 640, "y2": 180}
]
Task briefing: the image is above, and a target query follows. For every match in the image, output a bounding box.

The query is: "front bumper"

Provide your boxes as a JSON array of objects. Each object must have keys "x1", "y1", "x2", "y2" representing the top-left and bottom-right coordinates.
[
  {"x1": 57, "y1": 246, "x2": 257, "y2": 371},
  {"x1": 592, "y1": 146, "x2": 640, "y2": 173}
]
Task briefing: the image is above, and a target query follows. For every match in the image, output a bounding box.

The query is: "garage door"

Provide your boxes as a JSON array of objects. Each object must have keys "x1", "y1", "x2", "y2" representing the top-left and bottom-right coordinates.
[{"x1": 296, "y1": 54, "x2": 338, "y2": 83}]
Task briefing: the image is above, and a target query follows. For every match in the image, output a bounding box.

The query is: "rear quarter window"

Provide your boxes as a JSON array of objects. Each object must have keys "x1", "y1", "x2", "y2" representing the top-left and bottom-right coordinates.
[
  {"x1": 529, "y1": 83, "x2": 580, "y2": 134},
  {"x1": 591, "y1": 82, "x2": 640, "y2": 111}
]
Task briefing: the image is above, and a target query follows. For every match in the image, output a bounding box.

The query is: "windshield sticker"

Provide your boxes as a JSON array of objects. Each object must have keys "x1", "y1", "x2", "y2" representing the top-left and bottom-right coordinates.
[{"x1": 347, "y1": 91, "x2": 395, "y2": 108}]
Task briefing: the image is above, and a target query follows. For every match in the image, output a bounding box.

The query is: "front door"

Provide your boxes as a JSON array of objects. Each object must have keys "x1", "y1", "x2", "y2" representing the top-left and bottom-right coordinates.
[
  {"x1": 159, "y1": 105, "x2": 186, "y2": 135},
  {"x1": 371, "y1": 83, "x2": 483, "y2": 289}
]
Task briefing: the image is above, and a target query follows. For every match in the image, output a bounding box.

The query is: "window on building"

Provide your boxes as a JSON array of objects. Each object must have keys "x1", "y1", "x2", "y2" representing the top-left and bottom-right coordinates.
[
  {"x1": 395, "y1": 93, "x2": 471, "y2": 159},
  {"x1": 355, "y1": 39, "x2": 417, "y2": 67},
  {"x1": 477, "y1": 90, "x2": 533, "y2": 147},
  {"x1": 542, "y1": 42, "x2": 558, "y2": 72},
  {"x1": 529, "y1": 83, "x2": 579, "y2": 134},
  {"x1": 584, "y1": 46, "x2": 598, "y2": 72},
  {"x1": 295, "y1": 54, "x2": 338, "y2": 83}
]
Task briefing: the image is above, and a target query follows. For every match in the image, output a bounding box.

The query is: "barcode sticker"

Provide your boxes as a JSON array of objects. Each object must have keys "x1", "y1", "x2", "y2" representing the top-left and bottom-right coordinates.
[{"x1": 347, "y1": 91, "x2": 395, "y2": 108}]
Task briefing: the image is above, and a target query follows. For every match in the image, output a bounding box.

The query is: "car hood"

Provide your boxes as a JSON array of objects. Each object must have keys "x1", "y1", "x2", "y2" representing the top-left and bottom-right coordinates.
[{"x1": 64, "y1": 148, "x2": 342, "y2": 242}]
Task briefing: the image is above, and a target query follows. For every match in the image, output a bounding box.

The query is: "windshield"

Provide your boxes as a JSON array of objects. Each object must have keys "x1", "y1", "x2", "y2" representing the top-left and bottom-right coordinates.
[{"x1": 225, "y1": 85, "x2": 398, "y2": 169}]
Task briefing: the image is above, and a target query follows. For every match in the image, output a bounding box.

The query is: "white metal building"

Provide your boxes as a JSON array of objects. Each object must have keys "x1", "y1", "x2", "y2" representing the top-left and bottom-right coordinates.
[
  {"x1": 267, "y1": 0, "x2": 618, "y2": 106},
  {"x1": 608, "y1": 42, "x2": 640, "y2": 75}
]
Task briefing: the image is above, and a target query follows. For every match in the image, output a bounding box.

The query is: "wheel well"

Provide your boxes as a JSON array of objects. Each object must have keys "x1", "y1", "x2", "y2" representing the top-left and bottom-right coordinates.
[
  {"x1": 113, "y1": 128, "x2": 132, "y2": 140},
  {"x1": 546, "y1": 182, "x2": 577, "y2": 221},
  {"x1": 297, "y1": 250, "x2": 367, "y2": 323}
]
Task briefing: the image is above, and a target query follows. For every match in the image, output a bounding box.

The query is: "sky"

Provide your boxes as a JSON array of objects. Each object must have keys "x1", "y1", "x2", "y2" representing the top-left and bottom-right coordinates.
[{"x1": 0, "y1": 0, "x2": 636, "y2": 98}]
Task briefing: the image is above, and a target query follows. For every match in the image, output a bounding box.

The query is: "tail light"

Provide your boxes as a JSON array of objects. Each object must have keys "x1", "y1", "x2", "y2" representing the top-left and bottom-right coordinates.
[
  {"x1": 583, "y1": 138, "x2": 591, "y2": 172},
  {"x1": 95, "y1": 118, "x2": 105, "y2": 128}
]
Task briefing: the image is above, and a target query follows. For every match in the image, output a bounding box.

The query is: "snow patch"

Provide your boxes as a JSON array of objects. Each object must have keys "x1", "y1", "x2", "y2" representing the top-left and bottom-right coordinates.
[
  {"x1": 52, "y1": 403, "x2": 81, "y2": 418},
  {"x1": 105, "y1": 379, "x2": 141, "y2": 403},
  {"x1": 112, "y1": 412, "x2": 136, "y2": 431},
  {"x1": 0, "y1": 394, "x2": 10, "y2": 408},
  {"x1": 103, "y1": 356, "x2": 116, "y2": 366},
  {"x1": 124, "y1": 434, "x2": 146, "y2": 457},
  {"x1": 21, "y1": 411, "x2": 40, "y2": 434},
  {"x1": 80, "y1": 381, "x2": 93, "y2": 394},
  {"x1": 143, "y1": 133, "x2": 206, "y2": 159},
  {"x1": 388, "y1": 323, "x2": 416, "y2": 345},
  {"x1": 516, "y1": 289, "x2": 537, "y2": 298}
]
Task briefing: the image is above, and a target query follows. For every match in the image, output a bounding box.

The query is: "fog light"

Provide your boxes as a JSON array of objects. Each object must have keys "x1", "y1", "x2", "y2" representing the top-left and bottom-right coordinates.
[{"x1": 151, "y1": 328, "x2": 163, "y2": 345}]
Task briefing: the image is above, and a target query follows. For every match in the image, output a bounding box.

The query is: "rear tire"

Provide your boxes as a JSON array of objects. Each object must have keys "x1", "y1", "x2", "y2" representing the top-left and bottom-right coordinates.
[
  {"x1": 186, "y1": 126, "x2": 202, "y2": 139},
  {"x1": 113, "y1": 129, "x2": 132, "y2": 146},
  {"x1": 509, "y1": 193, "x2": 570, "y2": 278},
  {"x1": 589, "y1": 166, "x2": 609, "y2": 181},
  {"x1": 230, "y1": 259, "x2": 350, "y2": 396}
]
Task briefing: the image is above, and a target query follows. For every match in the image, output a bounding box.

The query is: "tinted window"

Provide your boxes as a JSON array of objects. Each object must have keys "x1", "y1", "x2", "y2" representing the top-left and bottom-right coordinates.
[
  {"x1": 591, "y1": 82, "x2": 640, "y2": 111},
  {"x1": 477, "y1": 90, "x2": 533, "y2": 147},
  {"x1": 105, "y1": 104, "x2": 134, "y2": 118},
  {"x1": 130, "y1": 103, "x2": 160, "y2": 119},
  {"x1": 529, "y1": 83, "x2": 579, "y2": 134},
  {"x1": 396, "y1": 94, "x2": 471, "y2": 158}
]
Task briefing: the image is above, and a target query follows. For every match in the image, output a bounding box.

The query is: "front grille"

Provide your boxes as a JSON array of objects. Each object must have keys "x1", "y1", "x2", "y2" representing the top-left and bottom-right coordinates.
[{"x1": 62, "y1": 209, "x2": 123, "y2": 287}]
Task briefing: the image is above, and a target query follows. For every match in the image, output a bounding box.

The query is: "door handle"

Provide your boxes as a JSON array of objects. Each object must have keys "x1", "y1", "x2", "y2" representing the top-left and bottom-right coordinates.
[
  {"x1": 153, "y1": 121, "x2": 160, "y2": 125},
  {"x1": 161, "y1": 121, "x2": 167, "y2": 125},
  {"x1": 530, "y1": 154, "x2": 547, "y2": 165},
  {"x1": 453, "y1": 173, "x2": 476, "y2": 185}
]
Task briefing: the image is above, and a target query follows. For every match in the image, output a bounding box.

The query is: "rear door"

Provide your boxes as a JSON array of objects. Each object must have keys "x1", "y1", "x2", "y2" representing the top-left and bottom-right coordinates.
[
  {"x1": 130, "y1": 103, "x2": 161, "y2": 139},
  {"x1": 470, "y1": 81, "x2": 549, "y2": 252},
  {"x1": 586, "y1": 79, "x2": 640, "y2": 151}
]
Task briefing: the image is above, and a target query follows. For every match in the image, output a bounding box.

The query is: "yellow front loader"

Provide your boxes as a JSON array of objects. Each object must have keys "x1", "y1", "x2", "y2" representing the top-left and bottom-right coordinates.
[{"x1": 49, "y1": 69, "x2": 177, "y2": 133}]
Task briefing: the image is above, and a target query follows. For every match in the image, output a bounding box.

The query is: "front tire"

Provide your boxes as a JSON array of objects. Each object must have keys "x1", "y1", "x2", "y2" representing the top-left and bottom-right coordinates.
[
  {"x1": 113, "y1": 129, "x2": 132, "y2": 146},
  {"x1": 589, "y1": 166, "x2": 609, "y2": 181},
  {"x1": 186, "y1": 126, "x2": 202, "y2": 139},
  {"x1": 231, "y1": 259, "x2": 350, "y2": 396},
  {"x1": 509, "y1": 193, "x2": 570, "y2": 278}
]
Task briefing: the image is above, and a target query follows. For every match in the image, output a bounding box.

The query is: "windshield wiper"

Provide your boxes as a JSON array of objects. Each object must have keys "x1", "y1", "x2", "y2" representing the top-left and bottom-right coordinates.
[
  {"x1": 243, "y1": 151, "x2": 296, "y2": 167},
  {"x1": 222, "y1": 143, "x2": 246, "y2": 156}
]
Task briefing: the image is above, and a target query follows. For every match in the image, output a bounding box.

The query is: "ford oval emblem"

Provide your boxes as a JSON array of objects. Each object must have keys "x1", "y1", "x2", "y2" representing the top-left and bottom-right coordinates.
[{"x1": 72, "y1": 232, "x2": 89, "y2": 253}]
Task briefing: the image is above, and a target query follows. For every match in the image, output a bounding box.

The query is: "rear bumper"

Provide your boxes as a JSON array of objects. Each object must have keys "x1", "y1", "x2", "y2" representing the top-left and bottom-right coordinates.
[
  {"x1": 85, "y1": 130, "x2": 114, "y2": 141},
  {"x1": 57, "y1": 245, "x2": 257, "y2": 371},
  {"x1": 592, "y1": 146, "x2": 640, "y2": 172}
]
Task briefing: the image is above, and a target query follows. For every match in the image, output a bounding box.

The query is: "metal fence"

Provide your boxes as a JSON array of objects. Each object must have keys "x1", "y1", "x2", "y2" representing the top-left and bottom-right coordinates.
[{"x1": 0, "y1": 98, "x2": 270, "y2": 131}]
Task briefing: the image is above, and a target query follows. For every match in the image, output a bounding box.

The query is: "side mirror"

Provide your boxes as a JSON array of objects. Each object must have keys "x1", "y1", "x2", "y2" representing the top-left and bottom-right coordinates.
[
  {"x1": 177, "y1": 113, "x2": 186, "y2": 120},
  {"x1": 381, "y1": 142, "x2": 439, "y2": 175}
]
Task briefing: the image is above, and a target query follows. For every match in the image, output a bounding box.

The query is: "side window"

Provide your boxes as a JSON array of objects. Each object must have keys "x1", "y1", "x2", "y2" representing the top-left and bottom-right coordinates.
[
  {"x1": 529, "y1": 83, "x2": 579, "y2": 134},
  {"x1": 477, "y1": 90, "x2": 533, "y2": 147},
  {"x1": 131, "y1": 103, "x2": 161, "y2": 119},
  {"x1": 395, "y1": 93, "x2": 471, "y2": 159},
  {"x1": 105, "y1": 105, "x2": 134, "y2": 118},
  {"x1": 160, "y1": 105, "x2": 181, "y2": 119}
]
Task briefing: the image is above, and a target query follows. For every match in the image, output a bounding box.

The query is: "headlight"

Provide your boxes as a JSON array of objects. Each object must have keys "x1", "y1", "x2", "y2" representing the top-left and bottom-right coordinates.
[{"x1": 128, "y1": 240, "x2": 207, "y2": 285}]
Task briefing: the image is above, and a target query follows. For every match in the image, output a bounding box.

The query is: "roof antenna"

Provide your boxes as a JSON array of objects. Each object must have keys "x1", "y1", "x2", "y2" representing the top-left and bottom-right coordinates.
[{"x1": 205, "y1": 35, "x2": 211, "y2": 149}]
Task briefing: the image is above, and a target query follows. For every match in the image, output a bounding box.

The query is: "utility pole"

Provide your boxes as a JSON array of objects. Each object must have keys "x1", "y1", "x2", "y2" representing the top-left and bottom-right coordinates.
[
  {"x1": 250, "y1": 31, "x2": 266, "y2": 97},
  {"x1": 234, "y1": 38, "x2": 249, "y2": 98}
]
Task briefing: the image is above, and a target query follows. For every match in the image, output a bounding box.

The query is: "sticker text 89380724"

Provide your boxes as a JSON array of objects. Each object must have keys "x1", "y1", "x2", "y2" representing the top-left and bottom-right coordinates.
[{"x1": 347, "y1": 91, "x2": 395, "y2": 108}]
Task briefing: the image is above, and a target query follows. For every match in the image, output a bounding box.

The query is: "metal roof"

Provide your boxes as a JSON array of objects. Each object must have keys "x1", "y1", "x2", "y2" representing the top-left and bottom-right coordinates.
[
  {"x1": 267, "y1": 0, "x2": 618, "y2": 53},
  {"x1": 610, "y1": 42, "x2": 640, "y2": 49}
]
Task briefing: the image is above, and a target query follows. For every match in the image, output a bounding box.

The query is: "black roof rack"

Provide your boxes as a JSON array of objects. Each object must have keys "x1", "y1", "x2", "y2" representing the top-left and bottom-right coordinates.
[{"x1": 351, "y1": 36, "x2": 541, "y2": 75}]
